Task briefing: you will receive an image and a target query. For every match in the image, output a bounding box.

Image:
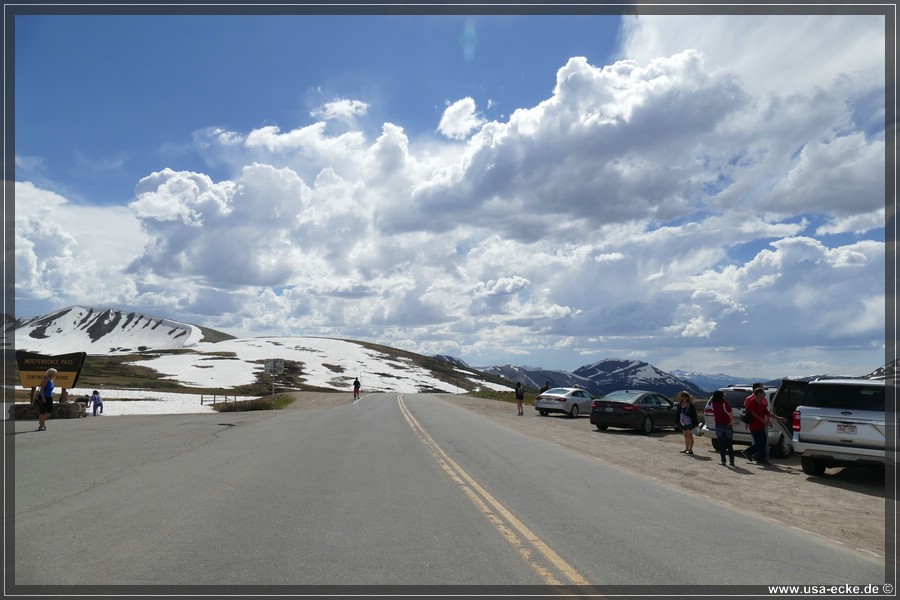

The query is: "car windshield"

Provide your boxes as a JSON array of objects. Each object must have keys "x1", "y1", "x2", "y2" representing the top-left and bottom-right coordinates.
[
  {"x1": 721, "y1": 391, "x2": 750, "y2": 407},
  {"x1": 803, "y1": 384, "x2": 884, "y2": 411},
  {"x1": 600, "y1": 391, "x2": 642, "y2": 403}
]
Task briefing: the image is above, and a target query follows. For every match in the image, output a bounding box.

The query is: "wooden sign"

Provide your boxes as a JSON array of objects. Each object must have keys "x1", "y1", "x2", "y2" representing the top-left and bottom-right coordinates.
[{"x1": 15, "y1": 351, "x2": 88, "y2": 389}]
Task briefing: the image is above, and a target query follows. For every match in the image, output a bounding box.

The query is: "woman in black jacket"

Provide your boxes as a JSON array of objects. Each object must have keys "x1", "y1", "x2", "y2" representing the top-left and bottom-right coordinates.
[{"x1": 675, "y1": 391, "x2": 699, "y2": 455}]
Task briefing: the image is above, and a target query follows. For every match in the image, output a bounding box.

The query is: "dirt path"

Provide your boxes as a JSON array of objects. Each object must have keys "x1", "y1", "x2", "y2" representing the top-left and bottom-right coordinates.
[{"x1": 284, "y1": 391, "x2": 887, "y2": 559}]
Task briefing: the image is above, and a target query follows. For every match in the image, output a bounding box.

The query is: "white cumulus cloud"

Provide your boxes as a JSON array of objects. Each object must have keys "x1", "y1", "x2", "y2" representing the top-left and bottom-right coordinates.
[{"x1": 14, "y1": 14, "x2": 887, "y2": 378}]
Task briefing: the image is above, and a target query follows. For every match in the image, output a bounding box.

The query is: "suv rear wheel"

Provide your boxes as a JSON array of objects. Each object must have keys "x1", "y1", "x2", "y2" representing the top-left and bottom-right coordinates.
[{"x1": 801, "y1": 455, "x2": 826, "y2": 476}]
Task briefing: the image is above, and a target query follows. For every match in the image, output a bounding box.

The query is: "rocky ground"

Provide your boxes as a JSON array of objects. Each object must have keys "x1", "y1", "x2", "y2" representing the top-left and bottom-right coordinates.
[{"x1": 286, "y1": 391, "x2": 887, "y2": 559}]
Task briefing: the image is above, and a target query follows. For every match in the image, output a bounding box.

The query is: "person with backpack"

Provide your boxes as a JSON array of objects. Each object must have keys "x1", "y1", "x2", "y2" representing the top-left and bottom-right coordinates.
[
  {"x1": 515, "y1": 382, "x2": 525, "y2": 416},
  {"x1": 353, "y1": 377, "x2": 361, "y2": 400}
]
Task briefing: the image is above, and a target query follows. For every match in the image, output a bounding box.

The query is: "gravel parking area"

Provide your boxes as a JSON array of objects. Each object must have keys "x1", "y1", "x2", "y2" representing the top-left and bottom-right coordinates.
[{"x1": 438, "y1": 394, "x2": 887, "y2": 560}]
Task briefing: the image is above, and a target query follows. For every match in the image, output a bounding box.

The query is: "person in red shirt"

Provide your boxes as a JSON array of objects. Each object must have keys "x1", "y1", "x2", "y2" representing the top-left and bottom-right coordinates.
[
  {"x1": 741, "y1": 383, "x2": 764, "y2": 460},
  {"x1": 745, "y1": 388, "x2": 786, "y2": 465}
]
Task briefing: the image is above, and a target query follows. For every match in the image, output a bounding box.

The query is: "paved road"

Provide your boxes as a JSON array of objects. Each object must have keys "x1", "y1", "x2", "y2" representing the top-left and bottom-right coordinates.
[{"x1": 9, "y1": 393, "x2": 884, "y2": 595}]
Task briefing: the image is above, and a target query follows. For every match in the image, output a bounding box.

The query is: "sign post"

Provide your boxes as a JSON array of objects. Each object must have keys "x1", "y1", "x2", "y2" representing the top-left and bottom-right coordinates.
[
  {"x1": 15, "y1": 351, "x2": 88, "y2": 391},
  {"x1": 264, "y1": 359, "x2": 284, "y2": 406}
]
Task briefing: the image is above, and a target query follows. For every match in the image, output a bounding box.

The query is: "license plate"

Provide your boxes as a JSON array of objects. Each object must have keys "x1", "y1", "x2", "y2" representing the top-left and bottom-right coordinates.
[
  {"x1": 837, "y1": 424, "x2": 857, "y2": 435},
  {"x1": 605, "y1": 407, "x2": 613, "y2": 412}
]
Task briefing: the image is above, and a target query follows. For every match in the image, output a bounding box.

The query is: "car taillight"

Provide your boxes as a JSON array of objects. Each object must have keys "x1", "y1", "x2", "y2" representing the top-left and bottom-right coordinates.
[
  {"x1": 704, "y1": 408, "x2": 714, "y2": 417},
  {"x1": 592, "y1": 401, "x2": 600, "y2": 409},
  {"x1": 622, "y1": 405, "x2": 638, "y2": 411},
  {"x1": 792, "y1": 410, "x2": 801, "y2": 432}
]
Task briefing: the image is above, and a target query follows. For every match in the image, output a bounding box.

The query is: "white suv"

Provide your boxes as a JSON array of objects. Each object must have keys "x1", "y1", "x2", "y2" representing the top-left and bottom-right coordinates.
[{"x1": 792, "y1": 379, "x2": 886, "y2": 476}]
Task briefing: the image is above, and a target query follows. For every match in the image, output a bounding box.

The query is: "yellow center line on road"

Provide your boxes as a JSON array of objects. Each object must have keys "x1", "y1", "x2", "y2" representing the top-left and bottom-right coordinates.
[{"x1": 397, "y1": 394, "x2": 596, "y2": 590}]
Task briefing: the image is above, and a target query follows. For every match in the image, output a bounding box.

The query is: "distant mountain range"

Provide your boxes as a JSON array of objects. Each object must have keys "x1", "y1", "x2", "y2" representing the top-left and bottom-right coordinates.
[
  {"x1": 668, "y1": 370, "x2": 774, "y2": 392},
  {"x1": 477, "y1": 361, "x2": 708, "y2": 398},
  {"x1": 9, "y1": 306, "x2": 891, "y2": 397},
  {"x1": 414, "y1": 356, "x2": 746, "y2": 397}
]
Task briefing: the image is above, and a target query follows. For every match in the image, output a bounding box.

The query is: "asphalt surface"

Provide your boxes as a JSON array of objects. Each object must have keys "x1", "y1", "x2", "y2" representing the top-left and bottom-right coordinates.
[{"x1": 7, "y1": 393, "x2": 886, "y2": 596}]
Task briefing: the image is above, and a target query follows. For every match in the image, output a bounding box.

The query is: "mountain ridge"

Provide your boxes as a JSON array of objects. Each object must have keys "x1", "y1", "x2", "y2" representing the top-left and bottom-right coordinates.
[
  {"x1": 480, "y1": 360, "x2": 708, "y2": 398},
  {"x1": 10, "y1": 306, "x2": 889, "y2": 396},
  {"x1": 10, "y1": 305, "x2": 221, "y2": 353}
]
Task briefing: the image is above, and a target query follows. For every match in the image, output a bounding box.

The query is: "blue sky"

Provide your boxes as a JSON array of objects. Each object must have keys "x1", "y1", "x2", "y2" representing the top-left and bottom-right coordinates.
[
  {"x1": 16, "y1": 14, "x2": 621, "y2": 206},
  {"x1": 12, "y1": 7, "x2": 890, "y2": 378}
]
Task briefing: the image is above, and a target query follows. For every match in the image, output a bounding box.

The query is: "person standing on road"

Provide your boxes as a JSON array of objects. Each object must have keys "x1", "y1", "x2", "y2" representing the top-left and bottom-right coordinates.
[
  {"x1": 675, "y1": 391, "x2": 699, "y2": 455},
  {"x1": 710, "y1": 390, "x2": 735, "y2": 466},
  {"x1": 515, "y1": 382, "x2": 525, "y2": 416},
  {"x1": 353, "y1": 377, "x2": 361, "y2": 400},
  {"x1": 88, "y1": 390, "x2": 103, "y2": 416},
  {"x1": 36, "y1": 368, "x2": 57, "y2": 431},
  {"x1": 539, "y1": 381, "x2": 550, "y2": 394}
]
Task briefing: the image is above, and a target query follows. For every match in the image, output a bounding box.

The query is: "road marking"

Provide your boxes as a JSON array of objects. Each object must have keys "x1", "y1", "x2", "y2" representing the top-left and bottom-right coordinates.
[{"x1": 398, "y1": 394, "x2": 593, "y2": 588}]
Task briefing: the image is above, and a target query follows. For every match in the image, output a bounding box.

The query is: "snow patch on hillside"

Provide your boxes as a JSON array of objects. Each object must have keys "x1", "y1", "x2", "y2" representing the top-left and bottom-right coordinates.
[
  {"x1": 136, "y1": 336, "x2": 456, "y2": 392},
  {"x1": 14, "y1": 306, "x2": 202, "y2": 353}
]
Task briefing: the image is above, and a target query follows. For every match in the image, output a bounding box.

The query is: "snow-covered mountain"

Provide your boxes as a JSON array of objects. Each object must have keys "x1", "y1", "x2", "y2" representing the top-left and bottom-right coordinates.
[
  {"x1": 573, "y1": 359, "x2": 706, "y2": 397},
  {"x1": 11, "y1": 306, "x2": 212, "y2": 354},
  {"x1": 432, "y1": 355, "x2": 473, "y2": 370},
  {"x1": 13, "y1": 306, "x2": 890, "y2": 397},
  {"x1": 865, "y1": 358, "x2": 897, "y2": 380},
  {"x1": 479, "y1": 365, "x2": 594, "y2": 392},
  {"x1": 10, "y1": 306, "x2": 511, "y2": 394},
  {"x1": 481, "y1": 359, "x2": 706, "y2": 398},
  {"x1": 669, "y1": 370, "x2": 771, "y2": 393}
]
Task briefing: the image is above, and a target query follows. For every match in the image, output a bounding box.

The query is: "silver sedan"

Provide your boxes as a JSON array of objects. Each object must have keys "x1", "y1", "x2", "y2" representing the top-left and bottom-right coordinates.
[{"x1": 534, "y1": 387, "x2": 594, "y2": 418}]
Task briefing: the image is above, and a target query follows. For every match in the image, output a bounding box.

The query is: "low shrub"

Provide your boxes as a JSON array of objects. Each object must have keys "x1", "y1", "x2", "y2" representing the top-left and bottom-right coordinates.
[{"x1": 211, "y1": 395, "x2": 294, "y2": 412}]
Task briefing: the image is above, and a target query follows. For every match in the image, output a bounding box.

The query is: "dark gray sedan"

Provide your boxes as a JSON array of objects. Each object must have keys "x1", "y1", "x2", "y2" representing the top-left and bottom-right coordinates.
[{"x1": 590, "y1": 390, "x2": 678, "y2": 434}]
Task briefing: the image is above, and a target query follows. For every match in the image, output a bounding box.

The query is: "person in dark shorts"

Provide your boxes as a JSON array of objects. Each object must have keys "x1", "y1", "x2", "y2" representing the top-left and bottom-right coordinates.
[
  {"x1": 37, "y1": 368, "x2": 57, "y2": 431},
  {"x1": 675, "y1": 391, "x2": 699, "y2": 454}
]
